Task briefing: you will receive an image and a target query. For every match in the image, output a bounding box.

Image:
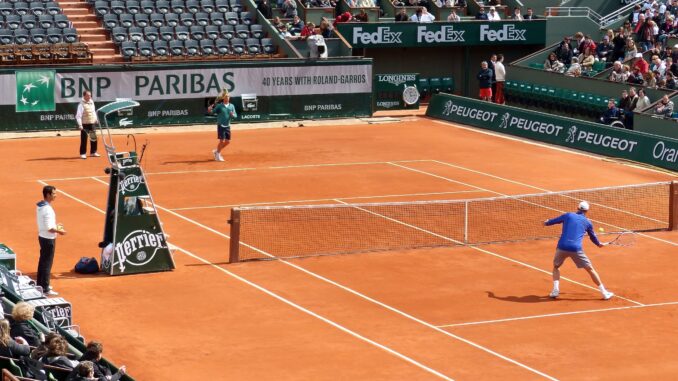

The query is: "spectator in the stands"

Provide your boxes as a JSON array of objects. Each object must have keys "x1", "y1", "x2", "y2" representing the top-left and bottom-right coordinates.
[
  {"x1": 455, "y1": 0, "x2": 466, "y2": 6},
  {"x1": 612, "y1": 27, "x2": 628, "y2": 61},
  {"x1": 0, "y1": 319, "x2": 30, "y2": 358},
  {"x1": 395, "y1": 8, "x2": 409, "y2": 21},
  {"x1": 627, "y1": 66, "x2": 644, "y2": 84},
  {"x1": 604, "y1": 28, "x2": 614, "y2": 43},
  {"x1": 634, "y1": 53, "x2": 650, "y2": 74},
  {"x1": 289, "y1": 15, "x2": 304, "y2": 35},
  {"x1": 629, "y1": 4, "x2": 642, "y2": 26},
  {"x1": 258, "y1": 0, "x2": 273, "y2": 19},
  {"x1": 578, "y1": 35, "x2": 596, "y2": 56},
  {"x1": 319, "y1": 17, "x2": 333, "y2": 38},
  {"x1": 411, "y1": 7, "x2": 434, "y2": 22},
  {"x1": 624, "y1": 87, "x2": 639, "y2": 129},
  {"x1": 654, "y1": 94, "x2": 674, "y2": 116},
  {"x1": 443, "y1": 0, "x2": 454, "y2": 7},
  {"x1": 624, "y1": 38, "x2": 639, "y2": 61},
  {"x1": 644, "y1": 71, "x2": 657, "y2": 87},
  {"x1": 69, "y1": 361, "x2": 97, "y2": 381},
  {"x1": 637, "y1": 16, "x2": 655, "y2": 51},
  {"x1": 572, "y1": 32, "x2": 584, "y2": 55},
  {"x1": 41, "y1": 335, "x2": 78, "y2": 369},
  {"x1": 10, "y1": 302, "x2": 42, "y2": 347},
  {"x1": 564, "y1": 57, "x2": 582, "y2": 77},
  {"x1": 271, "y1": 16, "x2": 284, "y2": 32},
  {"x1": 282, "y1": 0, "x2": 297, "y2": 18},
  {"x1": 300, "y1": 22, "x2": 315, "y2": 38},
  {"x1": 609, "y1": 61, "x2": 625, "y2": 82},
  {"x1": 544, "y1": 52, "x2": 565, "y2": 72},
  {"x1": 658, "y1": 15, "x2": 674, "y2": 46},
  {"x1": 477, "y1": 61, "x2": 493, "y2": 101},
  {"x1": 618, "y1": 89, "x2": 631, "y2": 112},
  {"x1": 334, "y1": 11, "x2": 352, "y2": 26},
  {"x1": 668, "y1": 55, "x2": 678, "y2": 76},
  {"x1": 635, "y1": 88, "x2": 652, "y2": 111},
  {"x1": 487, "y1": 6, "x2": 501, "y2": 21},
  {"x1": 278, "y1": 24, "x2": 292, "y2": 38},
  {"x1": 79, "y1": 341, "x2": 127, "y2": 381},
  {"x1": 447, "y1": 9, "x2": 461, "y2": 21},
  {"x1": 356, "y1": 0, "x2": 375, "y2": 7},
  {"x1": 556, "y1": 42, "x2": 573, "y2": 65},
  {"x1": 578, "y1": 46, "x2": 596, "y2": 71},
  {"x1": 596, "y1": 35, "x2": 614, "y2": 62},
  {"x1": 353, "y1": 9, "x2": 368, "y2": 22},
  {"x1": 475, "y1": 7, "x2": 488, "y2": 20},
  {"x1": 524, "y1": 7, "x2": 537, "y2": 20},
  {"x1": 600, "y1": 99, "x2": 623, "y2": 125},
  {"x1": 511, "y1": 7, "x2": 523, "y2": 20},
  {"x1": 494, "y1": 54, "x2": 505, "y2": 105}
]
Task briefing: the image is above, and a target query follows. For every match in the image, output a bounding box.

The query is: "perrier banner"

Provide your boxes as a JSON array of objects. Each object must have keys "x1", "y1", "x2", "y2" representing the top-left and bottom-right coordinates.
[{"x1": 15, "y1": 70, "x2": 55, "y2": 112}]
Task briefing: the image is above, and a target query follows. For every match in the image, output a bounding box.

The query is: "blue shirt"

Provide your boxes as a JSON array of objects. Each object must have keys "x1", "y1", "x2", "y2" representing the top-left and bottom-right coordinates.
[
  {"x1": 545, "y1": 212, "x2": 601, "y2": 251},
  {"x1": 211, "y1": 102, "x2": 237, "y2": 126}
]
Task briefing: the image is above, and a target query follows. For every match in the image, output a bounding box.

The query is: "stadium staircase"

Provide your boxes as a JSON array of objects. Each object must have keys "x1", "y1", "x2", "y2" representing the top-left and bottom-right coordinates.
[{"x1": 59, "y1": 0, "x2": 121, "y2": 63}]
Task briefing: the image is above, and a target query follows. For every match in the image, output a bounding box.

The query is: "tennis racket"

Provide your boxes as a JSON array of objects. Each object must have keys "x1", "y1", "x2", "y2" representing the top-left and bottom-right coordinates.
[
  {"x1": 603, "y1": 232, "x2": 636, "y2": 247},
  {"x1": 88, "y1": 128, "x2": 98, "y2": 142}
]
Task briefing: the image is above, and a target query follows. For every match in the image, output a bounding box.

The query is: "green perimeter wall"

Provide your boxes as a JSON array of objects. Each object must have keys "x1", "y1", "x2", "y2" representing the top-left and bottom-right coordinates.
[
  {"x1": 6, "y1": 59, "x2": 372, "y2": 131},
  {"x1": 426, "y1": 93, "x2": 678, "y2": 172}
]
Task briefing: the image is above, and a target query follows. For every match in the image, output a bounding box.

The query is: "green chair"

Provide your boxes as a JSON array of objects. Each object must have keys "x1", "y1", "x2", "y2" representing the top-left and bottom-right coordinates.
[
  {"x1": 0, "y1": 356, "x2": 23, "y2": 377},
  {"x1": 417, "y1": 78, "x2": 430, "y2": 98},
  {"x1": 592, "y1": 60, "x2": 606, "y2": 72},
  {"x1": 429, "y1": 77, "x2": 442, "y2": 94},
  {"x1": 441, "y1": 76, "x2": 454, "y2": 93}
]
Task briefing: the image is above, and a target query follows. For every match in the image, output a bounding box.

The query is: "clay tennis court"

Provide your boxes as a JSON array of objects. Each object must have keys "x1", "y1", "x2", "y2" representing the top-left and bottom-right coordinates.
[{"x1": 0, "y1": 116, "x2": 676, "y2": 380}]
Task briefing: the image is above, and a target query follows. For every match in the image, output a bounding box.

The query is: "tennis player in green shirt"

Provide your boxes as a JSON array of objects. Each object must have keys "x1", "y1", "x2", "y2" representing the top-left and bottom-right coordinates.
[{"x1": 207, "y1": 90, "x2": 237, "y2": 162}]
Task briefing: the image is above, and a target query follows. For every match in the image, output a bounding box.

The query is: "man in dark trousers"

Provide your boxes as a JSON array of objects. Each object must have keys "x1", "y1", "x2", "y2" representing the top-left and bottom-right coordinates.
[
  {"x1": 75, "y1": 90, "x2": 100, "y2": 160},
  {"x1": 36, "y1": 185, "x2": 66, "y2": 296},
  {"x1": 477, "y1": 61, "x2": 493, "y2": 101}
]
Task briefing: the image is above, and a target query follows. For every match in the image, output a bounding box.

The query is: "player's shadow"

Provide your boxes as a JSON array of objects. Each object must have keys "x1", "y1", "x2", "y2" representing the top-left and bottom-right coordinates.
[{"x1": 486, "y1": 291, "x2": 563, "y2": 303}]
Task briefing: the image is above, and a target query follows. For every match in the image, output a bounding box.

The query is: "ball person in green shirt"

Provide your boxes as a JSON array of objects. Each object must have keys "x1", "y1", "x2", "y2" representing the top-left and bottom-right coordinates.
[{"x1": 207, "y1": 90, "x2": 237, "y2": 162}]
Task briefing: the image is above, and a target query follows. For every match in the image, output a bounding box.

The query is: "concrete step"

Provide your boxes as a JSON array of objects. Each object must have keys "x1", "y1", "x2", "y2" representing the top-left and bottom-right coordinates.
[
  {"x1": 85, "y1": 41, "x2": 115, "y2": 48},
  {"x1": 61, "y1": 8, "x2": 93, "y2": 16},
  {"x1": 76, "y1": 27, "x2": 107, "y2": 34},
  {"x1": 79, "y1": 34, "x2": 109, "y2": 42},
  {"x1": 70, "y1": 20, "x2": 99, "y2": 28},
  {"x1": 66, "y1": 14, "x2": 98, "y2": 21}
]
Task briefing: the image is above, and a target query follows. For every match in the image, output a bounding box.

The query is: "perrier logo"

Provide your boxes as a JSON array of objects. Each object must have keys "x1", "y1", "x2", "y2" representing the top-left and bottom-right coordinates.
[{"x1": 15, "y1": 70, "x2": 55, "y2": 112}]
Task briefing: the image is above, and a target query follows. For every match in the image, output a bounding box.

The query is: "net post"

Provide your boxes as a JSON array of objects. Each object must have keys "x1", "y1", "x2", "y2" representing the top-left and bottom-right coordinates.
[
  {"x1": 670, "y1": 181, "x2": 678, "y2": 231},
  {"x1": 464, "y1": 201, "x2": 469, "y2": 244},
  {"x1": 228, "y1": 208, "x2": 241, "y2": 263}
]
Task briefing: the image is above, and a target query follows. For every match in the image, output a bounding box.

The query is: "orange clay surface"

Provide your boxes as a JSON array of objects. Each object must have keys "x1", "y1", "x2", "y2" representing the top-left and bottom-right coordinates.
[{"x1": 0, "y1": 117, "x2": 676, "y2": 380}]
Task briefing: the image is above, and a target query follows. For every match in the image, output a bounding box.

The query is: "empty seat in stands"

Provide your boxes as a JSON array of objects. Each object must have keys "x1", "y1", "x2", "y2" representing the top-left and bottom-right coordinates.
[
  {"x1": 14, "y1": 29, "x2": 29, "y2": 44},
  {"x1": 14, "y1": 2, "x2": 29, "y2": 16},
  {"x1": 205, "y1": 25, "x2": 219, "y2": 39},
  {"x1": 6, "y1": 15, "x2": 21, "y2": 30},
  {"x1": 224, "y1": 11, "x2": 237, "y2": 25},
  {"x1": 215, "y1": 37, "x2": 229, "y2": 55},
  {"x1": 30, "y1": 27, "x2": 46, "y2": 43},
  {"x1": 111, "y1": 27, "x2": 127, "y2": 43},
  {"x1": 180, "y1": 13, "x2": 194, "y2": 26},
  {"x1": 141, "y1": 0, "x2": 155, "y2": 14},
  {"x1": 54, "y1": 14, "x2": 69, "y2": 28},
  {"x1": 0, "y1": 4, "x2": 12, "y2": 17},
  {"x1": 240, "y1": 11, "x2": 253, "y2": 25},
  {"x1": 209, "y1": 12, "x2": 224, "y2": 26},
  {"x1": 21, "y1": 14, "x2": 37, "y2": 29},
  {"x1": 156, "y1": 0, "x2": 170, "y2": 14},
  {"x1": 138, "y1": 40, "x2": 152, "y2": 57},
  {"x1": 0, "y1": 29, "x2": 13, "y2": 44},
  {"x1": 144, "y1": 26, "x2": 159, "y2": 41},
  {"x1": 215, "y1": 0, "x2": 229, "y2": 12},
  {"x1": 159, "y1": 26, "x2": 174, "y2": 40},
  {"x1": 135, "y1": 13, "x2": 150, "y2": 27},
  {"x1": 184, "y1": 39, "x2": 199, "y2": 56},
  {"x1": 103, "y1": 14, "x2": 118, "y2": 29},
  {"x1": 128, "y1": 26, "x2": 143, "y2": 42},
  {"x1": 171, "y1": 0, "x2": 186, "y2": 14},
  {"x1": 39, "y1": 14, "x2": 55, "y2": 29},
  {"x1": 195, "y1": 11, "x2": 209, "y2": 26},
  {"x1": 229, "y1": 0, "x2": 242, "y2": 12},
  {"x1": 46, "y1": 27, "x2": 62, "y2": 43},
  {"x1": 186, "y1": 0, "x2": 200, "y2": 14},
  {"x1": 153, "y1": 39, "x2": 169, "y2": 57},
  {"x1": 165, "y1": 13, "x2": 179, "y2": 26},
  {"x1": 199, "y1": 38, "x2": 214, "y2": 55},
  {"x1": 230, "y1": 37, "x2": 244, "y2": 55},
  {"x1": 150, "y1": 13, "x2": 165, "y2": 27},
  {"x1": 245, "y1": 37, "x2": 259, "y2": 54},
  {"x1": 250, "y1": 24, "x2": 263, "y2": 38},
  {"x1": 169, "y1": 39, "x2": 184, "y2": 55},
  {"x1": 175, "y1": 25, "x2": 189, "y2": 40},
  {"x1": 219, "y1": 24, "x2": 234, "y2": 39},
  {"x1": 190, "y1": 25, "x2": 204, "y2": 39},
  {"x1": 121, "y1": 40, "x2": 136, "y2": 58},
  {"x1": 235, "y1": 24, "x2": 248, "y2": 38},
  {"x1": 127, "y1": 0, "x2": 141, "y2": 15},
  {"x1": 201, "y1": 0, "x2": 216, "y2": 13},
  {"x1": 119, "y1": 13, "x2": 134, "y2": 28},
  {"x1": 110, "y1": 1, "x2": 125, "y2": 15},
  {"x1": 30, "y1": 2, "x2": 45, "y2": 16},
  {"x1": 261, "y1": 37, "x2": 275, "y2": 55}
]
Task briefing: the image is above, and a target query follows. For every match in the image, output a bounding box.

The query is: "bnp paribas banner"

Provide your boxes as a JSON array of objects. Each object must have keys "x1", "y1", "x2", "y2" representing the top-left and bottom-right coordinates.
[
  {"x1": 337, "y1": 20, "x2": 546, "y2": 48},
  {"x1": 427, "y1": 94, "x2": 678, "y2": 172},
  {"x1": 2, "y1": 61, "x2": 372, "y2": 130}
]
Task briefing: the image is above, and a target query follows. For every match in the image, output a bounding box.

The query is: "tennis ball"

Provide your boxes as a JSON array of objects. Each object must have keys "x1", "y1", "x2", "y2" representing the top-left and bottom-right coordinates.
[{"x1": 598, "y1": 227, "x2": 605, "y2": 233}]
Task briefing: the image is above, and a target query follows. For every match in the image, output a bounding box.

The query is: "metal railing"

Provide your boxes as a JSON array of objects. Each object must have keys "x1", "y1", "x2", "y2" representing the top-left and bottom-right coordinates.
[{"x1": 545, "y1": 0, "x2": 644, "y2": 29}]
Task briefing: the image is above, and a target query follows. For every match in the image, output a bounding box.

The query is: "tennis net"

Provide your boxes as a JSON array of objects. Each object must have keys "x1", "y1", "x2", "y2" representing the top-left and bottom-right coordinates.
[{"x1": 228, "y1": 181, "x2": 677, "y2": 262}]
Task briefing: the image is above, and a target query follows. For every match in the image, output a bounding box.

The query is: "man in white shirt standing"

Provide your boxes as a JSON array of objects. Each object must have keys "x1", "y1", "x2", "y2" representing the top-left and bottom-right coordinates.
[
  {"x1": 493, "y1": 54, "x2": 506, "y2": 104},
  {"x1": 37, "y1": 185, "x2": 66, "y2": 297},
  {"x1": 75, "y1": 90, "x2": 100, "y2": 160}
]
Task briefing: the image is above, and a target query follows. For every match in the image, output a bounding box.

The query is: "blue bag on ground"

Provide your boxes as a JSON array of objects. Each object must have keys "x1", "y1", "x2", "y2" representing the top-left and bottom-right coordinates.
[{"x1": 75, "y1": 257, "x2": 99, "y2": 274}]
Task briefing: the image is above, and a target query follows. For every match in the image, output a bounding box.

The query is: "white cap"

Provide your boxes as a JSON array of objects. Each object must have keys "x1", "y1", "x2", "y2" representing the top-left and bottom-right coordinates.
[
  {"x1": 635, "y1": 53, "x2": 643, "y2": 58},
  {"x1": 578, "y1": 201, "x2": 590, "y2": 211}
]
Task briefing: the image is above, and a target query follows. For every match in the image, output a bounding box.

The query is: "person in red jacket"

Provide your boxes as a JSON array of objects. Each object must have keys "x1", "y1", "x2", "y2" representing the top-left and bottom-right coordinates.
[{"x1": 633, "y1": 53, "x2": 649, "y2": 74}]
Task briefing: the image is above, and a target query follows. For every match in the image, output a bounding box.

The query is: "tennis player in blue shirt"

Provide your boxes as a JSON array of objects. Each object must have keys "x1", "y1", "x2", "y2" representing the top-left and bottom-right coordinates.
[
  {"x1": 207, "y1": 90, "x2": 237, "y2": 162},
  {"x1": 544, "y1": 201, "x2": 614, "y2": 300}
]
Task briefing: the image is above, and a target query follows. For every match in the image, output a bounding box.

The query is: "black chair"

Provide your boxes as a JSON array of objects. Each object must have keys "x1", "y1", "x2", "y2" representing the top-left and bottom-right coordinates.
[
  {"x1": 235, "y1": 24, "x2": 249, "y2": 39},
  {"x1": 14, "y1": 2, "x2": 29, "y2": 16},
  {"x1": 138, "y1": 40, "x2": 152, "y2": 58},
  {"x1": 186, "y1": 0, "x2": 200, "y2": 14},
  {"x1": 62, "y1": 27, "x2": 77, "y2": 42},
  {"x1": 126, "y1": 0, "x2": 141, "y2": 14},
  {"x1": 121, "y1": 40, "x2": 137, "y2": 58},
  {"x1": 143, "y1": 26, "x2": 159, "y2": 41},
  {"x1": 5, "y1": 15, "x2": 21, "y2": 30},
  {"x1": 153, "y1": 39, "x2": 169, "y2": 57},
  {"x1": 159, "y1": 25, "x2": 174, "y2": 41},
  {"x1": 199, "y1": 38, "x2": 214, "y2": 55},
  {"x1": 165, "y1": 13, "x2": 179, "y2": 26},
  {"x1": 224, "y1": 12, "x2": 237, "y2": 26},
  {"x1": 215, "y1": 37, "x2": 229, "y2": 55},
  {"x1": 180, "y1": 13, "x2": 194, "y2": 26},
  {"x1": 13, "y1": 29, "x2": 29, "y2": 44},
  {"x1": 119, "y1": 13, "x2": 134, "y2": 28},
  {"x1": 229, "y1": 0, "x2": 242, "y2": 13},
  {"x1": 156, "y1": 0, "x2": 170, "y2": 14},
  {"x1": 240, "y1": 11, "x2": 253, "y2": 25},
  {"x1": 110, "y1": 0, "x2": 125, "y2": 15},
  {"x1": 169, "y1": 39, "x2": 184, "y2": 56},
  {"x1": 205, "y1": 25, "x2": 219, "y2": 40},
  {"x1": 54, "y1": 14, "x2": 69, "y2": 28},
  {"x1": 190, "y1": 25, "x2": 204, "y2": 40},
  {"x1": 195, "y1": 11, "x2": 208, "y2": 26},
  {"x1": 45, "y1": 2, "x2": 60, "y2": 16},
  {"x1": 0, "y1": 29, "x2": 13, "y2": 44},
  {"x1": 46, "y1": 27, "x2": 62, "y2": 43},
  {"x1": 21, "y1": 14, "x2": 37, "y2": 29},
  {"x1": 30, "y1": 27, "x2": 46, "y2": 43},
  {"x1": 30, "y1": 2, "x2": 45, "y2": 16},
  {"x1": 250, "y1": 24, "x2": 263, "y2": 38},
  {"x1": 141, "y1": 0, "x2": 155, "y2": 14},
  {"x1": 245, "y1": 37, "x2": 259, "y2": 54},
  {"x1": 175, "y1": 25, "x2": 189, "y2": 40},
  {"x1": 214, "y1": 0, "x2": 228, "y2": 12},
  {"x1": 134, "y1": 13, "x2": 149, "y2": 27},
  {"x1": 201, "y1": 0, "x2": 215, "y2": 13},
  {"x1": 111, "y1": 26, "x2": 127, "y2": 43},
  {"x1": 39, "y1": 14, "x2": 55, "y2": 29},
  {"x1": 261, "y1": 37, "x2": 275, "y2": 55},
  {"x1": 128, "y1": 26, "x2": 143, "y2": 42},
  {"x1": 184, "y1": 38, "x2": 199, "y2": 56},
  {"x1": 0, "y1": 4, "x2": 12, "y2": 17},
  {"x1": 209, "y1": 12, "x2": 224, "y2": 26},
  {"x1": 103, "y1": 14, "x2": 118, "y2": 29},
  {"x1": 171, "y1": 0, "x2": 185, "y2": 14},
  {"x1": 230, "y1": 37, "x2": 244, "y2": 55},
  {"x1": 219, "y1": 24, "x2": 234, "y2": 39}
]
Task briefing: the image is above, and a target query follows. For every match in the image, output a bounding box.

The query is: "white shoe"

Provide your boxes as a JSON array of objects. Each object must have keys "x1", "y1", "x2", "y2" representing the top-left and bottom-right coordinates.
[
  {"x1": 216, "y1": 153, "x2": 225, "y2": 162},
  {"x1": 549, "y1": 289, "x2": 559, "y2": 298},
  {"x1": 44, "y1": 289, "x2": 59, "y2": 297},
  {"x1": 80, "y1": 154, "x2": 86, "y2": 159},
  {"x1": 212, "y1": 149, "x2": 218, "y2": 161},
  {"x1": 90, "y1": 152, "x2": 100, "y2": 157},
  {"x1": 602, "y1": 291, "x2": 614, "y2": 300}
]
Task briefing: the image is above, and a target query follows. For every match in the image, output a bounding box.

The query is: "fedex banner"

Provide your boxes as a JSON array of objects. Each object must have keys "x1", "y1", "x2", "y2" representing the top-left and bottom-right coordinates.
[{"x1": 337, "y1": 20, "x2": 546, "y2": 48}]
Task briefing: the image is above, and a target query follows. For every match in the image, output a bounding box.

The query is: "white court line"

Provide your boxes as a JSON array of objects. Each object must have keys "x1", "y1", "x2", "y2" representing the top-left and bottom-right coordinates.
[
  {"x1": 39, "y1": 159, "x2": 432, "y2": 182},
  {"x1": 389, "y1": 162, "x2": 676, "y2": 248},
  {"x1": 169, "y1": 190, "x2": 487, "y2": 211},
  {"x1": 438, "y1": 301, "x2": 678, "y2": 328},
  {"x1": 430, "y1": 119, "x2": 677, "y2": 177},
  {"x1": 84, "y1": 177, "x2": 559, "y2": 380},
  {"x1": 45, "y1": 179, "x2": 455, "y2": 381}
]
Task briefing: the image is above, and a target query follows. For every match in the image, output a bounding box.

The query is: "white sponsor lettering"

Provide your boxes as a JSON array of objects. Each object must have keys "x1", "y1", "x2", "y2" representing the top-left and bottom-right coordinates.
[
  {"x1": 114, "y1": 229, "x2": 167, "y2": 272},
  {"x1": 240, "y1": 114, "x2": 261, "y2": 119},
  {"x1": 417, "y1": 25, "x2": 465, "y2": 43},
  {"x1": 353, "y1": 27, "x2": 402, "y2": 45},
  {"x1": 508, "y1": 116, "x2": 564, "y2": 136},
  {"x1": 441, "y1": 100, "x2": 498, "y2": 122},
  {"x1": 377, "y1": 101, "x2": 401, "y2": 108},
  {"x1": 653, "y1": 141, "x2": 678, "y2": 163},
  {"x1": 120, "y1": 173, "x2": 144, "y2": 194},
  {"x1": 304, "y1": 104, "x2": 342, "y2": 111},
  {"x1": 574, "y1": 130, "x2": 638, "y2": 152},
  {"x1": 479, "y1": 24, "x2": 527, "y2": 42},
  {"x1": 377, "y1": 74, "x2": 417, "y2": 87}
]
